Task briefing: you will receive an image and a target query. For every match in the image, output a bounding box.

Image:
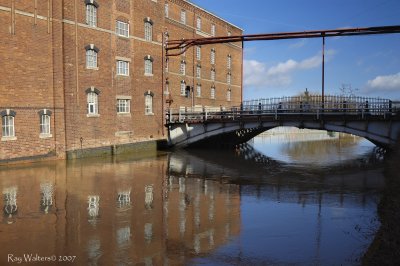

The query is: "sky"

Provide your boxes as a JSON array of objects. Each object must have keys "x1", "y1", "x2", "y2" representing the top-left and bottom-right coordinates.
[{"x1": 190, "y1": 0, "x2": 400, "y2": 100}]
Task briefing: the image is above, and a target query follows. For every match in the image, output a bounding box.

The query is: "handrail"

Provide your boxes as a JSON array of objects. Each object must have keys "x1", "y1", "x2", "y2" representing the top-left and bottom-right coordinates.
[{"x1": 166, "y1": 96, "x2": 399, "y2": 124}]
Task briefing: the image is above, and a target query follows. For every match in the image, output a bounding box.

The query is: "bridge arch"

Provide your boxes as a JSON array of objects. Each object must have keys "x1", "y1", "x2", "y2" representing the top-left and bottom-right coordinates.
[{"x1": 166, "y1": 96, "x2": 400, "y2": 149}]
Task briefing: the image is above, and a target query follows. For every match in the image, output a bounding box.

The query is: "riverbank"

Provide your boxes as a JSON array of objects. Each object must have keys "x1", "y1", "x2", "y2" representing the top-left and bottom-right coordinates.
[{"x1": 363, "y1": 145, "x2": 400, "y2": 265}]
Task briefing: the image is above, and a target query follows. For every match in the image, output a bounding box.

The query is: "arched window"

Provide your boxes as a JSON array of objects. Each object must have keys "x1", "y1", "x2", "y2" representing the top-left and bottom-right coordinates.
[
  {"x1": 210, "y1": 48, "x2": 216, "y2": 65},
  {"x1": 85, "y1": 1, "x2": 98, "y2": 27},
  {"x1": 180, "y1": 60, "x2": 186, "y2": 75},
  {"x1": 196, "y1": 64, "x2": 201, "y2": 78},
  {"x1": 85, "y1": 44, "x2": 99, "y2": 69},
  {"x1": 144, "y1": 55, "x2": 153, "y2": 75},
  {"x1": 144, "y1": 18, "x2": 153, "y2": 41},
  {"x1": 227, "y1": 72, "x2": 231, "y2": 84},
  {"x1": 196, "y1": 17, "x2": 202, "y2": 31},
  {"x1": 196, "y1": 84, "x2": 202, "y2": 97},
  {"x1": 227, "y1": 54, "x2": 232, "y2": 69},
  {"x1": 38, "y1": 109, "x2": 52, "y2": 136},
  {"x1": 196, "y1": 46, "x2": 201, "y2": 61},
  {"x1": 1, "y1": 109, "x2": 16, "y2": 138},
  {"x1": 144, "y1": 91, "x2": 154, "y2": 115},
  {"x1": 86, "y1": 88, "x2": 100, "y2": 115},
  {"x1": 211, "y1": 86, "x2": 216, "y2": 99},
  {"x1": 180, "y1": 80, "x2": 186, "y2": 96},
  {"x1": 227, "y1": 89, "x2": 231, "y2": 102},
  {"x1": 211, "y1": 68, "x2": 216, "y2": 81}
]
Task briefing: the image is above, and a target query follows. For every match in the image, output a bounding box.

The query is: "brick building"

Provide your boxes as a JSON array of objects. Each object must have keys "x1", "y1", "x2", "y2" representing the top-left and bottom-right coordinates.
[{"x1": 0, "y1": 0, "x2": 243, "y2": 163}]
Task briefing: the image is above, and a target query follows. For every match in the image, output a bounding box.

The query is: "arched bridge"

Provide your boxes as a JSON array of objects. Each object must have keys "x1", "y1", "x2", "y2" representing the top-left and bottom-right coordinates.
[{"x1": 166, "y1": 95, "x2": 400, "y2": 149}]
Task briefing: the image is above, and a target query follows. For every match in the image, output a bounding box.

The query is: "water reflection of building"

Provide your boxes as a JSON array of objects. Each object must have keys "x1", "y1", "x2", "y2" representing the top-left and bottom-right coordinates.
[{"x1": 0, "y1": 155, "x2": 241, "y2": 265}]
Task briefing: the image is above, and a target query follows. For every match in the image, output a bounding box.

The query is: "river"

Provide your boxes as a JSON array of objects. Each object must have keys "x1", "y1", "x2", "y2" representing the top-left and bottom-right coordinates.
[{"x1": 0, "y1": 128, "x2": 385, "y2": 265}]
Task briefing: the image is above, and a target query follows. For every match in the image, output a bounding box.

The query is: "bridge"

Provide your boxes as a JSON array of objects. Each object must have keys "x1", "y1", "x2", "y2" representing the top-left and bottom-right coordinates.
[{"x1": 166, "y1": 95, "x2": 400, "y2": 149}]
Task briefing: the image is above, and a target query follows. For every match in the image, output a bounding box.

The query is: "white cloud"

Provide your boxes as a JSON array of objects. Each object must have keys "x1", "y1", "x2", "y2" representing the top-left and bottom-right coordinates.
[
  {"x1": 289, "y1": 39, "x2": 307, "y2": 49},
  {"x1": 244, "y1": 50, "x2": 335, "y2": 88},
  {"x1": 367, "y1": 72, "x2": 400, "y2": 91}
]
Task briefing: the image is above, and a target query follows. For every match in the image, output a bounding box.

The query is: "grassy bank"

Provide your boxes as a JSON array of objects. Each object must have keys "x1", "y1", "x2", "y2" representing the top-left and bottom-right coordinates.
[{"x1": 363, "y1": 145, "x2": 400, "y2": 265}]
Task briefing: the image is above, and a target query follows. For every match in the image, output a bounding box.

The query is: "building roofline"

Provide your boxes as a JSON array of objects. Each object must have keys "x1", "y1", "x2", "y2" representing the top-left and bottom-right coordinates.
[{"x1": 184, "y1": 0, "x2": 244, "y2": 32}]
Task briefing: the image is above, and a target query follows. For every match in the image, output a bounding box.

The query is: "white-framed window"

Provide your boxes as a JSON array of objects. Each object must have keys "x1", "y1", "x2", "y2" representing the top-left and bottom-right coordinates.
[
  {"x1": 196, "y1": 46, "x2": 201, "y2": 61},
  {"x1": 211, "y1": 24, "x2": 216, "y2": 36},
  {"x1": 196, "y1": 65, "x2": 201, "y2": 78},
  {"x1": 145, "y1": 93, "x2": 153, "y2": 115},
  {"x1": 227, "y1": 73, "x2": 231, "y2": 84},
  {"x1": 180, "y1": 10, "x2": 186, "y2": 24},
  {"x1": 210, "y1": 49, "x2": 215, "y2": 65},
  {"x1": 228, "y1": 31, "x2": 232, "y2": 36},
  {"x1": 117, "y1": 99, "x2": 130, "y2": 113},
  {"x1": 227, "y1": 55, "x2": 232, "y2": 69},
  {"x1": 196, "y1": 84, "x2": 201, "y2": 97},
  {"x1": 40, "y1": 114, "x2": 51, "y2": 135},
  {"x1": 2, "y1": 115, "x2": 15, "y2": 137},
  {"x1": 117, "y1": 60, "x2": 129, "y2": 76},
  {"x1": 87, "y1": 92, "x2": 98, "y2": 115},
  {"x1": 86, "y1": 49, "x2": 98, "y2": 69},
  {"x1": 180, "y1": 60, "x2": 186, "y2": 75},
  {"x1": 210, "y1": 86, "x2": 215, "y2": 99},
  {"x1": 144, "y1": 20, "x2": 153, "y2": 41},
  {"x1": 180, "y1": 81, "x2": 186, "y2": 96},
  {"x1": 165, "y1": 3, "x2": 169, "y2": 18},
  {"x1": 211, "y1": 68, "x2": 216, "y2": 81},
  {"x1": 196, "y1": 17, "x2": 201, "y2": 31},
  {"x1": 144, "y1": 56, "x2": 153, "y2": 75},
  {"x1": 86, "y1": 3, "x2": 97, "y2": 27},
  {"x1": 227, "y1": 90, "x2": 231, "y2": 101},
  {"x1": 116, "y1": 20, "x2": 129, "y2": 37}
]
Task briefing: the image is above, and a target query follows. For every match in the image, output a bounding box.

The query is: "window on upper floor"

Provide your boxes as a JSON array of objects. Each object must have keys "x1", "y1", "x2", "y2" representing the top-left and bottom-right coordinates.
[
  {"x1": 211, "y1": 68, "x2": 216, "y2": 81},
  {"x1": 86, "y1": 2, "x2": 98, "y2": 27},
  {"x1": 196, "y1": 84, "x2": 201, "y2": 97},
  {"x1": 165, "y1": 3, "x2": 169, "y2": 18},
  {"x1": 228, "y1": 31, "x2": 232, "y2": 36},
  {"x1": 144, "y1": 18, "x2": 153, "y2": 41},
  {"x1": 180, "y1": 10, "x2": 186, "y2": 24},
  {"x1": 227, "y1": 89, "x2": 231, "y2": 101},
  {"x1": 196, "y1": 65, "x2": 201, "y2": 78},
  {"x1": 196, "y1": 17, "x2": 201, "y2": 31},
  {"x1": 196, "y1": 46, "x2": 201, "y2": 61},
  {"x1": 87, "y1": 92, "x2": 99, "y2": 115},
  {"x1": 117, "y1": 99, "x2": 131, "y2": 114},
  {"x1": 144, "y1": 92, "x2": 154, "y2": 115},
  {"x1": 180, "y1": 80, "x2": 186, "y2": 96},
  {"x1": 116, "y1": 60, "x2": 129, "y2": 76},
  {"x1": 116, "y1": 20, "x2": 129, "y2": 37},
  {"x1": 210, "y1": 49, "x2": 216, "y2": 65},
  {"x1": 180, "y1": 60, "x2": 186, "y2": 75},
  {"x1": 211, "y1": 24, "x2": 216, "y2": 36},
  {"x1": 85, "y1": 44, "x2": 99, "y2": 69},
  {"x1": 227, "y1": 54, "x2": 232, "y2": 69},
  {"x1": 144, "y1": 55, "x2": 153, "y2": 75},
  {"x1": 211, "y1": 86, "x2": 215, "y2": 99},
  {"x1": 227, "y1": 72, "x2": 231, "y2": 84}
]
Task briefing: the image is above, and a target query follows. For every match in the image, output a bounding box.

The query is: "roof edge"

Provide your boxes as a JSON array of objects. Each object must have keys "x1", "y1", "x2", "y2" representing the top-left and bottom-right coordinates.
[{"x1": 183, "y1": 0, "x2": 244, "y2": 32}]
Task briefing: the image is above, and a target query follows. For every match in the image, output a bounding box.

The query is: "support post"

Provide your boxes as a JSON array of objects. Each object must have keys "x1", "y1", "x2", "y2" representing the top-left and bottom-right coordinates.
[{"x1": 322, "y1": 35, "x2": 325, "y2": 110}]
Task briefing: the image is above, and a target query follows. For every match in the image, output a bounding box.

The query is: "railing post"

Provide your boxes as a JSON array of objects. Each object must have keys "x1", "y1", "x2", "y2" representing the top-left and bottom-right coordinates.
[{"x1": 317, "y1": 108, "x2": 319, "y2": 119}]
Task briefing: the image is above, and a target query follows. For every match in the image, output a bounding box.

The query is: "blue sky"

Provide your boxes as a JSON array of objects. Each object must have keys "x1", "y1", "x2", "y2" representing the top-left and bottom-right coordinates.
[{"x1": 190, "y1": 0, "x2": 400, "y2": 100}]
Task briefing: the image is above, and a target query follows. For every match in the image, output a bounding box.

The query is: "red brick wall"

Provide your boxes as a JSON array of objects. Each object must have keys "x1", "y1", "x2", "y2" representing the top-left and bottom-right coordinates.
[{"x1": 0, "y1": 0, "x2": 243, "y2": 161}]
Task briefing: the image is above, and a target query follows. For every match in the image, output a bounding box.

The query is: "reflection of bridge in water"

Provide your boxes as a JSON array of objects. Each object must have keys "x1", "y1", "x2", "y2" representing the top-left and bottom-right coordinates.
[
  {"x1": 167, "y1": 96, "x2": 400, "y2": 149},
  {"x1": 168, "y1": 143, "x2": 385, "y2": 206}
]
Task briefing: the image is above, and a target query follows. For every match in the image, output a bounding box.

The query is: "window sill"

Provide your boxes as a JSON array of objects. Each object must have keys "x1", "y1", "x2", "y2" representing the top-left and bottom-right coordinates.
[
  {"x1": 117, "y1": 113, "x2": 131, "y2": 117},
  {"x1": 39, "y1": 133, "x2": 53, "y2": 139},
  {"x1": 1, "y1": 136, "x2": 17, "y2": 142},
  {"x1": 144, "y1": 73, "x2": 154, "y2": 77},
  {"x1": 116, "y1": 74, "x2": 129, "y2": 77},
  {"x1": 145, "y1": 113, "x2": 154, "y2": 116},
  {"x1": 86, "y1": 67, "x2": 99, "y2": 70},
  {"x1": 115, "y1": 131, "x2": 133, "y2": 137},
  {"x1": 87, "y1": 114, "x2": 100, "y2": 118},
  {"x1": 117, "y1": 34, "x2": 130, "y2": 39}
]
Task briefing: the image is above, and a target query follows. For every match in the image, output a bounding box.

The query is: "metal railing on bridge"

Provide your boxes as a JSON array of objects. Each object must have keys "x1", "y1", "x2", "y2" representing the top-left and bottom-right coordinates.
[{"x1": 166, "y1": 95, "x2": 400, "y2": 124}]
